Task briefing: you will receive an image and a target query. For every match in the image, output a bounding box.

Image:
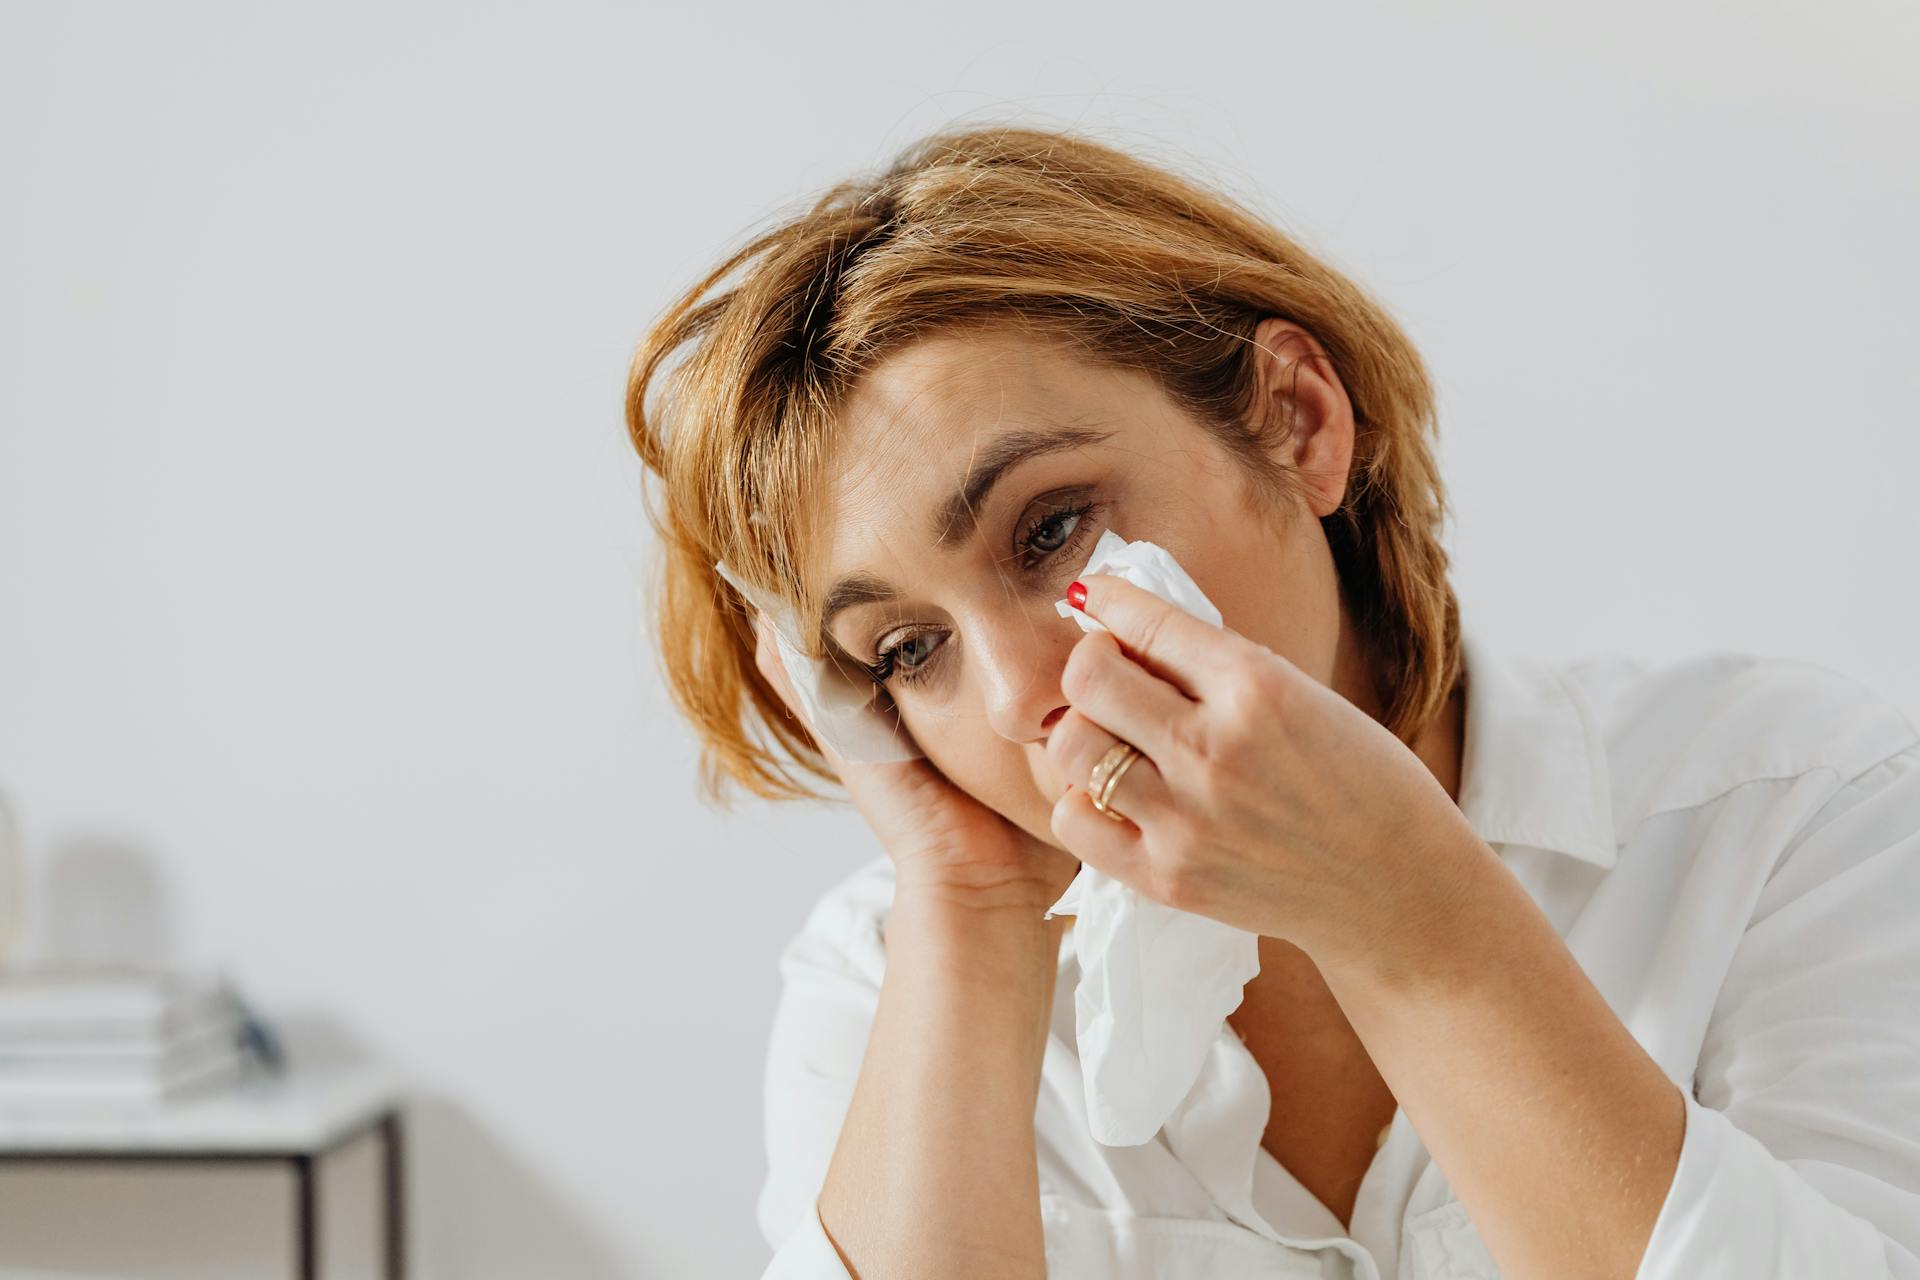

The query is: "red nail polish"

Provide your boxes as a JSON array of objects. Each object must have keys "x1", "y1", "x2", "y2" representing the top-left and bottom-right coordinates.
[{"x1": 1066, "y1": 580, "x2": 1087, "y2": 611}]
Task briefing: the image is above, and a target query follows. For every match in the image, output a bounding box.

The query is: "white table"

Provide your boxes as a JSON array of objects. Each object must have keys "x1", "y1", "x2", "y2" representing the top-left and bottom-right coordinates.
[{"x1": 0, "y1": 1056, "x2": 405, "y2": 1279}]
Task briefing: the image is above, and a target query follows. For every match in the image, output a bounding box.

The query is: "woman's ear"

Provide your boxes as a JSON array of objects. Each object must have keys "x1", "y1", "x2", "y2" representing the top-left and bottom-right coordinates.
[{"x1": 1251, "y1": 315, "x2": 1357, "y2": 519}]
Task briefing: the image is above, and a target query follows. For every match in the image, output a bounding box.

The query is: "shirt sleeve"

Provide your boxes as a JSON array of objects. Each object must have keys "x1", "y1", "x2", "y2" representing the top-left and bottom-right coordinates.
[
  {"x1": 755, "y1": 893, "x2": 885, "y2": 1280},
  {"x1": 761, "y1": 1200, "x2": 856, "y2": 1279},
  {"x1": 1636, "y1": 740, "x2": 1920, "y2": 1278}
]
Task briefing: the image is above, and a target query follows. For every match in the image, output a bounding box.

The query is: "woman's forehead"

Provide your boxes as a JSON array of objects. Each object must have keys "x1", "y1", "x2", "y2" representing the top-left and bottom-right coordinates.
[{"x1": 832, "y1": 331, "x2": 1139, "y2": 475}]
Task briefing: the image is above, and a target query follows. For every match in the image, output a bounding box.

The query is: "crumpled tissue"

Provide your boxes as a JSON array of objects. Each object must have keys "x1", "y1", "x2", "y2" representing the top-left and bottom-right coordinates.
[
  {"x1": 713, "y1": 558, "x2": 922, "y2": 763},
  {"x1": 1045, "y1": 528, "x2": 1264, "y2": 1147}
]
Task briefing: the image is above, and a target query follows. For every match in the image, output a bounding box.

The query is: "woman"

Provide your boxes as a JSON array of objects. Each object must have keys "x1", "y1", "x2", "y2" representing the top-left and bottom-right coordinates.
[{"x1": 626, "y1": 127, "x2": 1920, "y2": 1279}]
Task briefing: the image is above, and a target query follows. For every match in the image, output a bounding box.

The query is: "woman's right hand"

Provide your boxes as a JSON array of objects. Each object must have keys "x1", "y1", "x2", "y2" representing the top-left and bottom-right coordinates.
[{"x1": 751, "y1": 609, "x2": 1081, "y2": 914}]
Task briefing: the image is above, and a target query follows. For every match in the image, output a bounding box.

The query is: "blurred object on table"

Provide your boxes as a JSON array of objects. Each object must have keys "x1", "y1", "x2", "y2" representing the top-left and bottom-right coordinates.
[{"x1": 0, "y1": 963, "x2": 283, "y2": 1115}]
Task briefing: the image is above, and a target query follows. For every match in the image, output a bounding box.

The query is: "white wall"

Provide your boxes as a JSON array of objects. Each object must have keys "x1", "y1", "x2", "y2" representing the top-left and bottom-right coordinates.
[{"x1": 1, "y1": 1, "x2": 1915, "y2": 1276}]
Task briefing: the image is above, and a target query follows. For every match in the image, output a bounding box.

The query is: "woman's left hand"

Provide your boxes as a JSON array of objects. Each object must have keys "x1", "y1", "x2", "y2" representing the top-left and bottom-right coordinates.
[{"x1": 1046, "y1": 572, "x2": 1488, "y2": 972}]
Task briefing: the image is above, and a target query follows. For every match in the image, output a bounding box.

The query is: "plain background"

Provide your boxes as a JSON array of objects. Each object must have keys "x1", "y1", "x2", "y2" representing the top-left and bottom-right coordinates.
[{"x1": 2, "y1": 1, "x2": 1916, "y2": 1276}]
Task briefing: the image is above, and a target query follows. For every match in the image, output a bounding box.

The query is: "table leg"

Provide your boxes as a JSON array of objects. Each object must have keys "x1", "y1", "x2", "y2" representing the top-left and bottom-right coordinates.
[
  {"x1": 381, "y1": 1108, "x2": 406, "y2": 1280},
  {"x1": 294, "y1": 1153, "x2": 317, "y2": 1280}
]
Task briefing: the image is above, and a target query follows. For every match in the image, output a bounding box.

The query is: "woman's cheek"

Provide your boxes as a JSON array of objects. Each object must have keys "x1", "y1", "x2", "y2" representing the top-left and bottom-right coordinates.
[{"x1": 921, "y1": 721, "x2": 1059, "y2": 832}]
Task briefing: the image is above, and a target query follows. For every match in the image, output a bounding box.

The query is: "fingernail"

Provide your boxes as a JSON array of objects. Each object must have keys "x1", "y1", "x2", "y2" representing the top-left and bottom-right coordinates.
[{"x1": 1066, "y1": 580, "x2": 1087, "y2": 611}]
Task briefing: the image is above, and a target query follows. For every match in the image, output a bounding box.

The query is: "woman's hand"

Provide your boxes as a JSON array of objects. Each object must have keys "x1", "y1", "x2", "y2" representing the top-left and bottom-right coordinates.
[
  {"x1": 751, "y1": 609, "x2": 1081, "y2": 914},
  {"x1": 1044, "y1": 574, "x2": 1486, "y2": 972}
]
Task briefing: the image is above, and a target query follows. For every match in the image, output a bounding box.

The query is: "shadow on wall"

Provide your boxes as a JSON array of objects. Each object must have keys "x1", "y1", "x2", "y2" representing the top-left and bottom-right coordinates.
[
  {"x1": 35, "y1": 833, "x2": 178, "y2": 968},
  {"x1": 408, "y1": 1092, "x2": 636, "y2": 1280}
]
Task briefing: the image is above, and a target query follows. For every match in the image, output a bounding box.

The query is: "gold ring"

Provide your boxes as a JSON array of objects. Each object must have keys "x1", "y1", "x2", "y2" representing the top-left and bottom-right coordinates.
[{"x1": 1087, "y1": 741, "x2": 1144, "y2": 824}]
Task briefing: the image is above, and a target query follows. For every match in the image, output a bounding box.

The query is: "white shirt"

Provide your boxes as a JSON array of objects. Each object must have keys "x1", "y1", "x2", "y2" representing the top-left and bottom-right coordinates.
[{"x1": 754, "y1": 623, "x2": 1920, "y2": 1278}]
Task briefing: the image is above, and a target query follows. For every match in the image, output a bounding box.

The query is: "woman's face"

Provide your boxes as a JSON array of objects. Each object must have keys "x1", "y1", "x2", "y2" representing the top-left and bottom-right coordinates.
[{"x1": 814, "y1": 317, "x2": 1371, "y2": 850}]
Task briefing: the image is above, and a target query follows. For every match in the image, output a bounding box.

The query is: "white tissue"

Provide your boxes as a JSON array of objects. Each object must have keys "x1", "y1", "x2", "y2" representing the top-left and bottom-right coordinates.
[
  {"x1": 1052, "y1": 529, "x2": 1226, "y2": 634},
  {"x1": 713, "y1": 559, "x2": 922, "y2": 763},
  {"x1": 1045, "y1": 529, "x2": 1263, "y2": 1147}
]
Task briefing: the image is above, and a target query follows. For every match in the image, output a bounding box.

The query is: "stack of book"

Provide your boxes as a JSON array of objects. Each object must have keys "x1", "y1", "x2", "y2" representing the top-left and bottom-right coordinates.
[{"x1": 0, "y1": 964, "x2": 248, "y2": 1113}]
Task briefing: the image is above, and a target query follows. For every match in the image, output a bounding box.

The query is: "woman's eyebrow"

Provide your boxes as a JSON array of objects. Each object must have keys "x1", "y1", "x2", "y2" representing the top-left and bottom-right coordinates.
[
  {"x1": 818, "y1": 572, "x2": 899, "y2": 650},
  {"x1": 930, "y1": 422, "x2": 1114, "y2": 549}
]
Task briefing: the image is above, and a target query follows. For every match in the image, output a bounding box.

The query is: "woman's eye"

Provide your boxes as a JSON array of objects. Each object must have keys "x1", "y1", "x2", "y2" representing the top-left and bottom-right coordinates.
[
  {"x1": 870, "y1": 629, "x2": 945, "y2": 686},
  {"x1": 1028, "y1": 510, "x2": 1079, "y2": 554},
  {"x1": 894, "y1": 629, "x2": 948, "y2": 671},
  {"x1": 1018, "y1": 500, "x2": 1097, "y2": 566}
]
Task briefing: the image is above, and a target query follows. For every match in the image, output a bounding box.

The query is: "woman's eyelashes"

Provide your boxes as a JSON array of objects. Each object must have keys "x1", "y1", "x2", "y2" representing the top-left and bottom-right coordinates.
[
  {"x1": 1011, "y1": 497, "x2": 1099, "y2": 571},
  {"x1": 863, "y1": 498, "x2": 1104, "y2": 688},
  {"x1": 864, "y1": 628, "x2": 943, "y2": 687}
]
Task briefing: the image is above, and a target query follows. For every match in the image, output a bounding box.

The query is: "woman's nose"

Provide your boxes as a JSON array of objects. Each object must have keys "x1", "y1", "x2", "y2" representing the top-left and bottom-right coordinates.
[{"x1": 976, "y1": 613, "x2": 1076, "y2": 744}]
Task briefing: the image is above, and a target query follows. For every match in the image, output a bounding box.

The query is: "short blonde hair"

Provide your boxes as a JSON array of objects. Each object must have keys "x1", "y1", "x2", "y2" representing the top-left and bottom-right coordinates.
[{"x1": 626, "y1": 125, "x2": 1462, "y2": 806}]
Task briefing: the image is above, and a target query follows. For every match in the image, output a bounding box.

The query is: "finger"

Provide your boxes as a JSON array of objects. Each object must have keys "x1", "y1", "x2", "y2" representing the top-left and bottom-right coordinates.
[
  {"x1": 1070, "y1": 573, "x2": 1241, "y2": 701},
  {"x1": 1059, "y1": 628, "x2": 1197, "y2": 763},
  {"x1": 1049, "y1": 782, "x2": 1152, "y2": 891},
  {"x1": 1046, "y1": 707, "x2": 1177, "y2": 833}
]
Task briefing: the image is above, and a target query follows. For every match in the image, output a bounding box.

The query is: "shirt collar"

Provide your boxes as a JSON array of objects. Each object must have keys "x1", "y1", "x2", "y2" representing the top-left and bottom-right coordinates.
[{"x1": 1456, "y1": 619, "x2": 1618, "y2": 869}]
